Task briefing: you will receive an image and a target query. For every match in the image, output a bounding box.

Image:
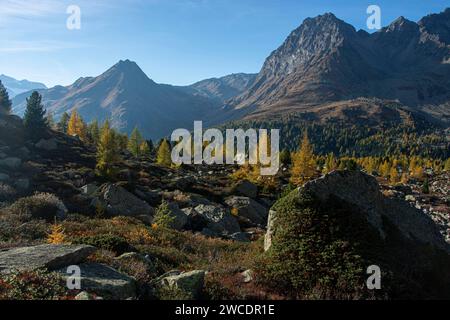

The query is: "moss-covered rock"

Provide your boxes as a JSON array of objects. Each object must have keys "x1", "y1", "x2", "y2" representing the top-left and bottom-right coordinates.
[{"x1": 259, "y1": 171, "x2": 450, "y2": 299}]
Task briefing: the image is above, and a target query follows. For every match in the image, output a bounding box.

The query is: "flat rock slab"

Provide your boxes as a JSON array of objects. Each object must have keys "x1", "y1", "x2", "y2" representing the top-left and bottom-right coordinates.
[
  {"x1": 58, "y1": 263, "x2": 136, "y2": 300},
  {"x1": 0, "y1": 244, "x2": 96, "y2": 274}
]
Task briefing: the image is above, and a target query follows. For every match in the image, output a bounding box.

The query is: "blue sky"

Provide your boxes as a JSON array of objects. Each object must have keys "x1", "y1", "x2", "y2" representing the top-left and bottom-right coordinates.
[{"x1": 0, "y1": 0, "x2": 448, "y2": 87}]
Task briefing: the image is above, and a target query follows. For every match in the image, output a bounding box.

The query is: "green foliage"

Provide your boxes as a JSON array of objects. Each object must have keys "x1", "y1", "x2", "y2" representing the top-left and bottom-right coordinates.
[
  {"x1": 139, "y1": 141, "x2": 151, "y2": 158},
  {"x1": 128, "y1": 127, "x2": 143, "y2": 157},
  {"x1": 73, "y1": 234, "x2": 134, "y2": 256},
  {"x1": 0, "y1": 80, "x2": 12, "y2": 114},
  {"x1": 153, "y1": 200, "x2": 175, "y2": 229},
  {"x1": 6, "y1": 193, "x2": 65, "y2": 222},
  {"x1": 422, "y1": 178, "x2": 430, "y2": 194},
  {"x1": 0, "y1": 269, "x2": 66, "y2": 300},
  {"x1": 23, "y1": 91, "x2": 48, "y2": 139},
  {"x1": 157, "y1": 139, "x2": 172, "y2": 167},
  {"x1": 444, "y1": 158, "x2": 450, "y2": 171},
  {"x1": 223, "y1": 116, "x2": 450, "y2": 160},
  {"x1": 279, "y1": 149, "x2": 291, "y2": 166},
  {"x1": 258, "y1": 189, "x2": 372, "y2": 299},
  {"x1": 57, "y1": 112, "x2": 70, "y2": 133},
  {"x1": 96, "y1": 120, "x2": 122, "y2": 178},
  {"x1": 88, "y1": 119, "x2": 100, "y2": 145}
]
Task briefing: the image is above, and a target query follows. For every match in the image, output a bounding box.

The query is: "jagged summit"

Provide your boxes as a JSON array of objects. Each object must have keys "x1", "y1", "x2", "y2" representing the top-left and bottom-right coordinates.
[{"x1": 226, "y1": 9, "x2": 450, "y2": 121}]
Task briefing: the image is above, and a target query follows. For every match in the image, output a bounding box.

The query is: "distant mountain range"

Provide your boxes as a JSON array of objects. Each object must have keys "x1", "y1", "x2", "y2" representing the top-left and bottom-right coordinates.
[
  {"x1": 178, "y1": 73, "x2": 256, "y2": 104},
  {"x1": 0, "y1": 75, "x2": 47, "y2": 98},
  {"x1": 225, "y1": 8, "x2": 450, "y2": 125},
  {"x1": 12, "y1": 8, "x2": 450, "y2": 139}
]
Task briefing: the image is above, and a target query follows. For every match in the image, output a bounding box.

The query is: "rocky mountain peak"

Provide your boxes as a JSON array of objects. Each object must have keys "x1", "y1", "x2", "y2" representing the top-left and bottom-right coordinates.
[
  {"x1": 418, "y1": 7, "x2": 450, "y2": 44},
  {"x1": 385, "y1": 16, "x2": 418, "y2": 33}
]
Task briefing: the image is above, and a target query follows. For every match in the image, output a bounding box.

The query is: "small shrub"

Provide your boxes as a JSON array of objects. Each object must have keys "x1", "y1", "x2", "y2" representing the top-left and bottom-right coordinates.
[
  {"x1": 153, "y1": 200, "x2": 175, "y2": 229},
  {"x1": 0, "y1": 183, "x2": 16, "y2": 202},
  {"x1": 155, "y1": 285, "x2": 194, "y2": 300},
  {"x1": 0, "y1": 212, "x2": 48, "y2": 242},
  {"x1": 7, "y1": 193, "x2": 66, "y2": 222},
  {"x1": 73, "y1": 234, "x2": 134, "y2": 256},
  {"x1": 0, "y1": 269, "x2": 67, "y2": 300},
  {"x1": 47, "y1": 224, "x2": 66, "y2": 244}
]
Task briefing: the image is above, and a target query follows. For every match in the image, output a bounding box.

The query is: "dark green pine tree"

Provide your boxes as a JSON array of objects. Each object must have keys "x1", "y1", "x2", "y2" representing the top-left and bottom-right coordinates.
[
  {"x1": 23, "y1": 91, "x2": 48, "y2": 138},
  {"x1": 57, "y1": 112, "x2": 70, "y2": 133},
  {"x1": 0, "y1": 80, "x2": 12, "y2": 114}
]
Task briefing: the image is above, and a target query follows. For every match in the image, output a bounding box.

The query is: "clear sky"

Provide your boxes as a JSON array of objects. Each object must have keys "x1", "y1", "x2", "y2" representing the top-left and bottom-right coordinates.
[{"x1": 0, "y1": 0, "x2": 448, "y2": 88}]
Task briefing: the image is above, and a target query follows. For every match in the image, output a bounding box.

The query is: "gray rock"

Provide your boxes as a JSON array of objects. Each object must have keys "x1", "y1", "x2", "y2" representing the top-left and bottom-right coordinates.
[
  {"x1": 35, "y1": 138, "x2": 58, "y2": 151},
  {"x1": 58, "y1": 263, "x2": 136, "y2": 300},
  {"x1": 194, "y1": 204, "x2": 241, "y2": 235},
  {"x1": 0, "y1": 244, "x2": 96, "y2": 274},
  {"x1": 234, "y1": 180, "x2": 258, "y2": 198},
  {"x1": 230, "y1": 232, "x2": 251, "y2": 242},
  {"x1": 74, "y1": 291, "x2": 103, "y2": 300},
  {"x1": 0, "y1": 157, "x2": 22, "y2": 170},
  {"x1": 0, "y1": 173, "x2": 9, "y2": 182},
  {"x1": 241, "y1": 269, "x2": 254, "y2": 283},
  {"x1": 225, "y1": 196, "x2": 268, "y2": 227},
  {"x1": 264, "y1": 170, "x2": 450, "y2": 253},
  {"x1": 93, "y1": 183, "x2": 153, "y2": 218},
  {"x1": 14, "y1": 178, "x2": 30, "y2": 191},
  {"x1": 160, "y1": 270, "x2": 205, "y2": 299},
  {"x1": 264, "y1": 210, "x2": 277, "y2": 251},
  {"x1": 16, "y1": 147, "x2": 30, "y2": 158},
  {"x1": 167, "y1": 202, "x2": 189, "y2": 230},
  {"x1": 81, "y1": 184, "x2": 98, "y2": 196}
]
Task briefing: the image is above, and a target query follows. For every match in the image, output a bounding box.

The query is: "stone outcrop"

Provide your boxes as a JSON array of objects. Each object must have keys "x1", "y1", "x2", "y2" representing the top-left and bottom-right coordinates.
[
  {"x1": 233, "y1": 180, "x2": 258, "y2": 198},
  {"x1": 225, "y1": 196, "x2": 268, "y2": 227},
  {"x1": 0, "y1": 244, "x2": 96, "y2": 274},
  {"x1": 265, "y1": 170, "x2": 450, "y2": 253},
  {"x1": 92, "y1": 183, "x2": 154, "y2": 218},
  {"x1": 159, "y1": 270, "x2": 206, "y2": 299},
  {"x1": 192, "y1": 204, "x2": 241, "y2": 236},
  {"x1": 57, "y1": 263, "x2": 137, "y2": 300}
]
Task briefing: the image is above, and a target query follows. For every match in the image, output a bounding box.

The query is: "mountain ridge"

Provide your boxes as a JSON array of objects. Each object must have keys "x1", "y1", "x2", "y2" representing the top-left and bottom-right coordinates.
[
  {"x1": 225, "y1": 8, "x2": 450, "y2": 124},
  {"x1": 0, "y1": 74, "x2": 47, "y2": 98}
]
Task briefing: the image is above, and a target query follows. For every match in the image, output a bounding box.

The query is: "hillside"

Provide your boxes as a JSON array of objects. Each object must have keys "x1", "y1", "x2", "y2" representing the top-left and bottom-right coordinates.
[{"x1": 0, "y1": 113, "x2": 449, "y2": 299}]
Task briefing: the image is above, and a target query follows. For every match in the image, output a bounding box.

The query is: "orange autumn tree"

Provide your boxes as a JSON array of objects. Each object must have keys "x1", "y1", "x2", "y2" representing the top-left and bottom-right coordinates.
[
  {"x1": 290, "y1": 132, "x2": 317, "y2": 186},
  {"x1": 67, "y1": 110, "x2": 87, "y2": 141}
]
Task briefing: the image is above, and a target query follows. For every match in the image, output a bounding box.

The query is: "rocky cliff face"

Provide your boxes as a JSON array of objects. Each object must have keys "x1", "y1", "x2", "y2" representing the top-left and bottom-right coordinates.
[{"x1": 228, "y1": 9, "x2": 450, "y2": 122}]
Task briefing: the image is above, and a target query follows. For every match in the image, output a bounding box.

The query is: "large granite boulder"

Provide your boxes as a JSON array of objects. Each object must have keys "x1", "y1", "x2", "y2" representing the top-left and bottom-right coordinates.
[
  {"x1": 159, "y1": 270, "x2": 206, "y2": 299},
  {"x1": 265, "y1": 170, "x2": 450, "y2": 253},
  {"x1": 35, "y1": 138, "x2": 58, "y2": 151},
  {"x1": 0, "y1": 244, "x2": 96, "y2": 274},
  {"x1": 193, "y1": 204, "x2": 241, "y2": 236},
  {"x1": 92, "y1": 183, "x2": 154, "y2": 218},
  {"x1": 0, "y1": 157, "x2": 22, "y2": 170},
  {"x1": 225, "y1": 196, "x2": 268, "y2": 227},
  {"x1": 57, "y1": 263, "x2": 137, "y2": 300},
  {"x1": 233, "y1": 180, "x2": 258, "y2": 198}
]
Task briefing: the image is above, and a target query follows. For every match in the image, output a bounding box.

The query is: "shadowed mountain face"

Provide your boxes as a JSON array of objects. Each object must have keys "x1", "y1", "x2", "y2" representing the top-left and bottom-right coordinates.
[
  {"x1": 0, "y1": 75, "x2": 47, "y2": 98},
  {"x1": 227, "y1": 9, "x2": 450, "y2": 122},
  {"x1": 12, "y1": 60, "x2": 223, "y2": 140}
]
